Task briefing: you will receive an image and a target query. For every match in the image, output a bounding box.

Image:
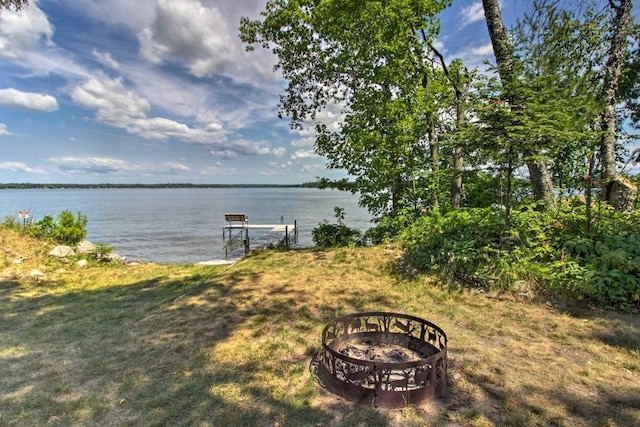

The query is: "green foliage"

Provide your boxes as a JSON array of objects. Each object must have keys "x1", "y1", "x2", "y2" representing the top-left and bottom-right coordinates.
[
  {"x1": 241, "y1": 0, "x2": 452, "y2": 218},
  {"x1": 1, "y1": 215, "x2": 22, "y2": 230},
  {"x1": 28, "y1": 210, "x2": 88, "y2": 245},
  {"x1": 401, "y1": 201, "x2": 640, "y2": 309},
  {"x1": 91, "y1": 242, "x2": 114, "y2": 262},
  {"x1": 365, "y1": 206, "x2": 426, "y2": 245},
  {"x1": 312, "y1": 207, "x2": 363, "y2": 248}
]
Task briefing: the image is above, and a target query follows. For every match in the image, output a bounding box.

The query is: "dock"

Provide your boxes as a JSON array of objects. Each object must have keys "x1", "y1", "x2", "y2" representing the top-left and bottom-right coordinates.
[{"x1": 222, "y1": 213, "x2": 298, "y2": 257}]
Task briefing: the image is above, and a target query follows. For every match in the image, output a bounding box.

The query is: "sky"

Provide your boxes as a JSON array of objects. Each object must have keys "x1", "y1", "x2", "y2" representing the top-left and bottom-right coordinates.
[{"x1": 0, "y1": 0, "x2": 527, "y2": 184}]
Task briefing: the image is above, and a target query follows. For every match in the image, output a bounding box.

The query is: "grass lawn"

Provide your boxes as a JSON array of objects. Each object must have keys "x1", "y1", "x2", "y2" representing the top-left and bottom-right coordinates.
[{"x1": 1, "y1": 231, "x2": 639, "y2": 426}]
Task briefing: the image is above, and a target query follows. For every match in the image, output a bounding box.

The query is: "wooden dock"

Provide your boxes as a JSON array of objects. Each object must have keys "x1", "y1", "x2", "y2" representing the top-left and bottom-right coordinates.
[{"x1": 222, "y1": 213, "x2": 298, "y2": 257}]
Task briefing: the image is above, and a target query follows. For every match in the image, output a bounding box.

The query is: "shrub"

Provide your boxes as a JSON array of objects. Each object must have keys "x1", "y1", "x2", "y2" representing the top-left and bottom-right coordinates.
[
  {"x1": 401, "y1": 201, "x2": 640, "y2": 310},
  {"x1": 365, "y1": 207, "x2": 418, "y2": 245},
  {"x1": 401, "y1": 207, "x2": 534, "y2": 289},
  {"x1": 312, "y1": 207, "x2": 363, "y2": 248},
  {"x1": 91, "y1": 242, "x2": 114, "y2": 262},
  {"x1": 1, "y1": 215, "x2": 22, "y2": 230},
  {"x1": 28, "y1": 210, "x2": 88, "y2": 245}
]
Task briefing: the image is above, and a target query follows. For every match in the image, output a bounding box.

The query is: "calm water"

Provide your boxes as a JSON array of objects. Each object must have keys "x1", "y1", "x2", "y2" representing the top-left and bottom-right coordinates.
[{"x1": 0, "y1": 188, "x2": 372, "y2": 263}]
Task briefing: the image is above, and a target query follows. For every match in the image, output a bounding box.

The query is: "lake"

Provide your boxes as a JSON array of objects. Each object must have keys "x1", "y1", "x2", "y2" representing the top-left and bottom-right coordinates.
[{"x1": 0, "y1": 188, "x2": 372, "y2": 263}]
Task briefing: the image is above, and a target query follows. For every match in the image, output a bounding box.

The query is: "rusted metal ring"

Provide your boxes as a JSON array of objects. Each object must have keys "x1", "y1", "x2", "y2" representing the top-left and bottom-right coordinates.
[{"x1": 317, "y1": 311, "x2": 447, "y2": 407}]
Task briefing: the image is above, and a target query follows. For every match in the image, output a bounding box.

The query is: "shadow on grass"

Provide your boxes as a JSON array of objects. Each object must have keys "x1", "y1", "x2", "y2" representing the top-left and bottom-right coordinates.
[
  {"x1": 451, "y1": 354, "x2": 640, "y2": 426},
  {"x1": 0, "y1": 258, "x2": 398, "y2": 426},
  {"x1": 562, "y1": 307, "x2": 640, "y2": 353}
]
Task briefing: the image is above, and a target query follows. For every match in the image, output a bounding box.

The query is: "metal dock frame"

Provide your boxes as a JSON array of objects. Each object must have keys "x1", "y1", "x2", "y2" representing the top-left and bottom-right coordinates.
[{"x1": 222, "y1": 213, "x2": 249, "y2": 257}]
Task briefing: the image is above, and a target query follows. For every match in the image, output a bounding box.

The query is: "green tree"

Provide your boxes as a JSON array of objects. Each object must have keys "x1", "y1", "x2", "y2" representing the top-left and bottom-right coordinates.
[
  {"x1": 620, "y1": 21, "x2": 640, "y2": 126},
  {"x1": 55, "y1": 210, "x2": 88, "y2": 245},
  {"x1": 241, "y1": 0, "x2": 451, "y2": 219},
  {"x1": 0, "y1": 0, "x2": 28, "y2": 11},
  {"x1": 29, "y1": 210, "x2": 88, "y2": 245},
  {"x1": 514, "y1": 2, "x2": 604, "y2": 192},
  {"x1": 482, "y1": 0, "x2": 556, "y2": 208},
  {"x1": 598, "y1": 0, "x2": 636, "y2": 211},
  {"x1": 479, "y1": 0, "x2": 639, "y2": 216}
]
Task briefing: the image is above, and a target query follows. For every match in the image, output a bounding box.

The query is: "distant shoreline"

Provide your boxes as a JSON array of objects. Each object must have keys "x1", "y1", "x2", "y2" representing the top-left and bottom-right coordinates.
[{"x1": 0, "y1": 183, "x2": 320, "y2": 190}]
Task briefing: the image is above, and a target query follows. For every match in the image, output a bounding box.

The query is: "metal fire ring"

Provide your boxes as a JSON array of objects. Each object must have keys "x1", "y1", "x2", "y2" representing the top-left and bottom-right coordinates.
[{"x1": 317, "y1": 311, "x2": 447, "y2": 408}]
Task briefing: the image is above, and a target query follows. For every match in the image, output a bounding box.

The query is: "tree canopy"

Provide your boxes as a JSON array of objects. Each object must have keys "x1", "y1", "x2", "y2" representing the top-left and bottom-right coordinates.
[
  {"x1": 241, "y1": 0, "x2": 452, "y2": 218},
  {"x1": 242, "y1": 0, "x2": 638, "y2": 224}
]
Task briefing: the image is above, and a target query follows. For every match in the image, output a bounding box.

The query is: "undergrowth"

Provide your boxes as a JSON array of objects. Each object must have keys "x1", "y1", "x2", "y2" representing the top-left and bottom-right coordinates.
[{"x1": 401, "y1": 199, "x2": 640, "y2": 310}]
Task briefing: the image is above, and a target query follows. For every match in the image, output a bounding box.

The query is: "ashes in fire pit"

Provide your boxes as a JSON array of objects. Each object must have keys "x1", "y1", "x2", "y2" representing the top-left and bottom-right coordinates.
[
  {"x1": 339, "y1": 342, "x2": 430, "y2": 363},
  {"x1": 316, "y1": 312, "x2": 447, "y2": 408}
]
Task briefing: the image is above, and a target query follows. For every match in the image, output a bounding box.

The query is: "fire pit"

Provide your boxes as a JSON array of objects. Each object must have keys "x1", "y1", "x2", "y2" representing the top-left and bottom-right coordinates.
[{"x1": 317, "y1": 312, "x2": 447, "y2": 407}]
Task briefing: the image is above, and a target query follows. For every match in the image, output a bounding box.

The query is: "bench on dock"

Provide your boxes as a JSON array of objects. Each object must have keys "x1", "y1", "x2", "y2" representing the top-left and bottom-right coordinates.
[{"x1": 224, "y1": 213, "x2": 248, "y2": 225}]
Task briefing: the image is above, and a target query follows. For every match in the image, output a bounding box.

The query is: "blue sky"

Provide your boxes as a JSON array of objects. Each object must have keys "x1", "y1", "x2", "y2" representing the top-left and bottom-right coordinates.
[{"x1": 0, "y1": 0, "x2": 520, "y2": 184}]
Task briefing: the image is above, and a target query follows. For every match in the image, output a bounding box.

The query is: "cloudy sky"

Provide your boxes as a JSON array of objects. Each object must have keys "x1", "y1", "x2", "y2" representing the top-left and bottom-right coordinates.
[{"x1": 0, "y1": 0, "x2": 515, "y2": 184}]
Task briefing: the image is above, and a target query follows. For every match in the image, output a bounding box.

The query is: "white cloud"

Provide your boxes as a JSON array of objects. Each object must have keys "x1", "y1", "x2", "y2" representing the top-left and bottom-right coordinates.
[
  {"x1": 272, "y1": 147, "x2": 287, "y2": 158},
  {"x1": 92, "y1": 49, "x2": 120, "y2": 69},
  {"x1": 71, "y1": 77, "x2": 150, "y2": 125},
  {"x1": 450, "y1": 42, "x2": 495, "y2": 71},
  {"x1": 298, "y1": 162, "x2": 326, "y2": 173},
  {"x1": 291, "y1": 136, "x2": 315, "y2": 148},
  {"x1": 138, "y1": 0, "x2": 276, "y2": 82},
  {"x1": 209, "y1": 149, "x2": 237, "y2": 160},
  {"x1": 127, "y1": 117, "x2": 191, "y2": 140},
  {"x1": 0, "y1": 161, "x2": 44, "y2": 173},
  {"x1": 52, "y1": 156, "x2": 133, "y2": 174},
  {"x1": 199, "y1": 162, "x2": 237, "y2": 176},
  {"x1": 0, "y1": 124, "x2": 12, "y2": 135},
  {"x1": 0, "y1": 88, "x2": 58, "y2": 112},
  {"x1": 196, "y1": 111, "x2": 225, "y2": 131},
  {"x1": 50, "y1": 156, "x2": 191, "y2": 175},
  {"x1": 59, "y1": 0, "x2": 156, "y2": 32},
  {"x1": 119, "y1": 63, "x2": 214, "y2": 117},
  {"x1": 69, "y1": 76, "x2": 283, "y2": 160},
  {"x1": 460, "y1": 1, "x2": 485, "y2": 27},
  {"x1": 209, "y1": 139, "x2": 285, "y2": 159},
  {"x1": 0, "y1": 2, "x2": 54, "y2": 60},
  {"x1": 470, "y1": 43, "x2": 494, "y2": 56},
  {"x1": 291, "y1": 149, "x2": 318, "y2": 160},
  {"x1": 160, "y1": 162, "x2": 191, "y2": 172}
]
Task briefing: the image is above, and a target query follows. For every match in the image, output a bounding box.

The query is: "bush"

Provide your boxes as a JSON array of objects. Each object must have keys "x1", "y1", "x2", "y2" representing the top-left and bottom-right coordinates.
[
  {"x1": 401, "y1": 207, "x2": 534, "y2": 289},
  {"x1": 365, "y1": 207, "x2": 418, "y2": 245},
  {"x1": 312, "y1": 207, "x2": 363, "y2": 248},
  {"x1": 91, "y1": 242, "x2": 114, "y2": 262},
  {"x1": 28, "y1": 210, "x2": 88, "y2": 245},
  {"x1": 401, "y1": 201, "x2": 640, "y2": 310},
  {"x1": 1, "y1": 215, "x2": 22, "y2": 230}
]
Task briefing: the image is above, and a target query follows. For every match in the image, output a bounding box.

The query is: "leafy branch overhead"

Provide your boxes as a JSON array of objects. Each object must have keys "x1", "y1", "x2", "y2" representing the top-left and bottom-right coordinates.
[
  {"x1": 242, "y1": 0, "x2": 638, "y2": 222},
  {"x1": 241, "y1": 0, "x2": 453, "y2": 217}
]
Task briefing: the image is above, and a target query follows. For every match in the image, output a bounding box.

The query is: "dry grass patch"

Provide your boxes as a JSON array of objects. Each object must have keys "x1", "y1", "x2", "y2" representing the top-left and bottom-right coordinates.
[{"x1": 1, "y1": 231, "x2": 639, "y2": 426}]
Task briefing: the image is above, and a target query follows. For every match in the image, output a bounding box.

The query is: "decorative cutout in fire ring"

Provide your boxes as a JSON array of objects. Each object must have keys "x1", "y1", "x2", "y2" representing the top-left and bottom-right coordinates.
[{"x1": 317, "y1": 312, "x2": 447, "y2": 408}]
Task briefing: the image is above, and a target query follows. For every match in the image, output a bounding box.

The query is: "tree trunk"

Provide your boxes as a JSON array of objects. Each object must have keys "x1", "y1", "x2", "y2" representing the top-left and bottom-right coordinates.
[
  {"x1": 451, "y1": 146, "x2": 464, "y2": 209},
  {"x1": 429, "y1": 121, "x2": 439, "y2": 210},
  {"x1": 600, "y1": 0, "x2": 636, "y2": 211},
  {"x1": 525, "y1": 155, "x2": 555, "y2": 208},
  {"x1": 482, "y1": 0, "x2": 556, "y2": 207},
  {"x1": 451, "y1": 74, "x2": 467, "y2": 209},
  {"x1": 427, "y1": 44, "x2": 467, "y2": 210}
]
